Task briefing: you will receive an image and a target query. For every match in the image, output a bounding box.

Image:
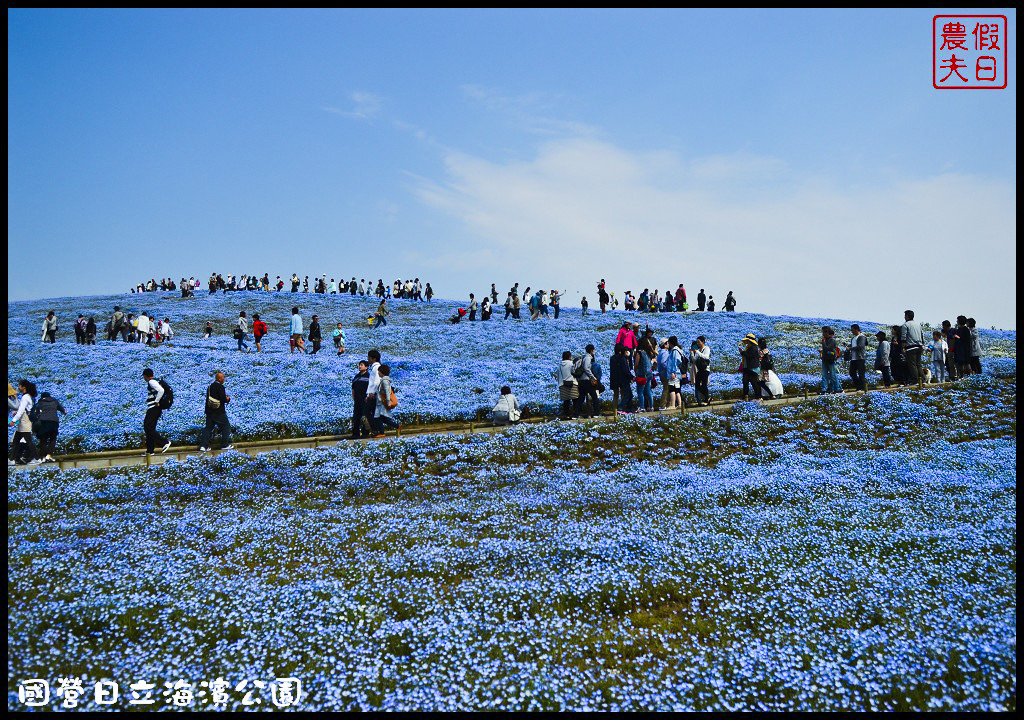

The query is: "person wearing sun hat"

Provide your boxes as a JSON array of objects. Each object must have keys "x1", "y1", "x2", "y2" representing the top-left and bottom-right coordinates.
[{"x1": 739, "y1": 333, "x2": 762, "y2": 400}]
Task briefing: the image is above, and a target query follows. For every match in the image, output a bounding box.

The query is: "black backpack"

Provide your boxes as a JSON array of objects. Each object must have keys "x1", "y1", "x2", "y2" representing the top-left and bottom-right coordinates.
[{"x1": 158, "y1": 379, "x2": 174, "y2": 409}]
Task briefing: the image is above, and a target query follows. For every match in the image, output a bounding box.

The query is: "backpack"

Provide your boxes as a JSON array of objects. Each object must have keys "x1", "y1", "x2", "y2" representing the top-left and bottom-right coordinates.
[
  {"x1": 386, "y1": 385, "x2": 398, "y2": 410},
  {"x1": 158, "y1": 379, "x2": 174, "y2": 409},
  {"x1": 571, "y1": 355, "x2": 586, "y2": 378},
  {"x1": 28, "y1": 403, "x2": 41, "y2": 426}
]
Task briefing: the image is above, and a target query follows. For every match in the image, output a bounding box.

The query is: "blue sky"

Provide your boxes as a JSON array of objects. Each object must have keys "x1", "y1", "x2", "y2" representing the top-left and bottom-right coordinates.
[{"x1": 8, "y1": 9, "x2": 1017, "y2": 328}]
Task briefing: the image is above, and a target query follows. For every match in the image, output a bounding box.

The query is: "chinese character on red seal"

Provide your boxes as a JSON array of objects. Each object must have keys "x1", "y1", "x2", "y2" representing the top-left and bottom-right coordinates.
[{"x1": 934, "y1": 15, "x2": 1007, "y2": 89}]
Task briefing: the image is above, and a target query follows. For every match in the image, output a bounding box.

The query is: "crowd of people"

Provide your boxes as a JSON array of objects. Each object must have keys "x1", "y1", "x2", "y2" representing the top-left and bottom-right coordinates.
[
  {"x1": 451, "y1": 281, "x2": 738, "y2": 322},
  {"x1": 12, "y1": 292, "x2": 988, "y2": 465},
  {"x1": 130, "y1": 274, "x2": 435, "y2": 302}
]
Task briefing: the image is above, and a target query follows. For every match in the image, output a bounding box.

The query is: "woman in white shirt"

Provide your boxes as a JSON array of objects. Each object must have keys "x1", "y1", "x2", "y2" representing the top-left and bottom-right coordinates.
[
  {"x1": 492, "y1": 386, "x2": 521, "y2": 426},
  {"x1": 8, "y1": 379, "x2": 38, "y2": 465}
]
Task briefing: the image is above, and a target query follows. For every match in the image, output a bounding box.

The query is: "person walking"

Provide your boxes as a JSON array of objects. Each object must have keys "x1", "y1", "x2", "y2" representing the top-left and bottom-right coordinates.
[
  {"x1": 308, "y1": 315, "x2": 323, "y2": 354},
  {"x1": 199, "y1": 371, "x2": 232, "y2": 451},
  {"x1": 159, "y1": 318, "x2": 173, "y2": 344},
  {"x1": 252, "y1": 313, "x2": 267, "y2": 352},
  {"x1": 504, "y1": 292, "x2": 514, "y2": 320},
  {"x1": 333, "y1": 322, "x2": 347, "y2": 355},
  {"x1": 848, "y1": 324, "x2": 868, "y2": 391},
  {"x1": 33, "y1": 391, "x2": 66, "y2": 462},
  {"x1": 8, "y1": 380, "x2": 38, "y2": 465},
  {"x1": 691, "y1": 336, "x2": 711, "y2": 406},
  {"x1": 468, "y1": 294, "x2": 478, "y2": 321},
  {"x1": 289, "y1": 307, "x2": 305, "y2": 353},
  {"x1": 351, "y1": 360, "x2": 370, "y2": 439},
  {"x1": 136, "y1": 312, "x2": 152, "y2": 345},
  {"x1": 373, "y1": 299, "x2": 389, "y2": 329},
  {"x1": 480, "y1": 296, "x2": 492, "y2": 321},
  {"x1": 141, "y1": 368, "x2": 171, "y2": 456},
  {"x1": 724, "y1": 291, "x2": 737, "y2": 312},
  {"x1": 114, "y1": 308, "x2": 131, "y2": 341},
  {"x1": 235, "y1": 312, "x2": 250, "y2": 352},
  {"x1": 85, "y1": 316, "x2": 97, "y2": 345}
]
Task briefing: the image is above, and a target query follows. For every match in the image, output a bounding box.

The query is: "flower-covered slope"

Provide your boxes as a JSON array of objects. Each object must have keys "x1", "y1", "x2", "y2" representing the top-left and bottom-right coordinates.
[
  {"x1": 7, "y1": 375, "x2": 1016, "y2": 711},
  {"x1": 7, "y1": 292, "x2": 1016, "y2": 452}
]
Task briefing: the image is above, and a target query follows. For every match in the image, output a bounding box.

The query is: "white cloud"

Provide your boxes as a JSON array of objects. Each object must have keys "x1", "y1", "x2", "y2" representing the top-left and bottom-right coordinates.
[
  {"x1": 323, "y1": 91, "x2": 383, "y2": 120},
  {"x1": 413, "y1": 138, "x2": 1017, "y2": 328}
]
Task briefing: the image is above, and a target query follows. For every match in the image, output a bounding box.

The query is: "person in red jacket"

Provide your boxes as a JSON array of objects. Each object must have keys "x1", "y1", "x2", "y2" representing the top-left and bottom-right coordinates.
[{"x1": 252, "y1": 313, "x2": 268, "y2": 352}]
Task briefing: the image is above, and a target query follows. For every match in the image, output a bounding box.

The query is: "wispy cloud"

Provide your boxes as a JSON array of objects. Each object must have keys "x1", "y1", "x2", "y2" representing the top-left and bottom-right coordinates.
[
  {"x1": 461, "y1": 84, "x2": 599, "y2": 138},
  {"x1": 323, "y1": 91, "x2": 383, "y2": 120},
  {"x1": 412, "y1": 137, "x2": 1017, "y2": 327}
]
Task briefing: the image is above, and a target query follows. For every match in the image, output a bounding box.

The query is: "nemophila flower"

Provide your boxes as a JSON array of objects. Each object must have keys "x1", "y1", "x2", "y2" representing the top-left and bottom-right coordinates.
[
  {"x1": 6, "y1": 294, "x2": 1017, "y2": 711},
  {"x1": 9, "y1": 293, "x2": 1015, "y2": 451}
]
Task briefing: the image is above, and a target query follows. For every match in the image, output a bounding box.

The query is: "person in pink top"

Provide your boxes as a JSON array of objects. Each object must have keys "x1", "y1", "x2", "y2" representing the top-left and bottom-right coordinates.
[{"x1": 614, "y1": 321, "x2": 638, "y2": 351}]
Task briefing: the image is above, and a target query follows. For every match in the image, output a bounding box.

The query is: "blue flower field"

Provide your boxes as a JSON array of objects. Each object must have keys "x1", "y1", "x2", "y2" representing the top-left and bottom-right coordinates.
[
  {"x1": 6, "y1": 291, "x2": 1017, "y2": 452},
  {"x1": 6, "y1": 291, "x2": 1018, "y2": 710}
]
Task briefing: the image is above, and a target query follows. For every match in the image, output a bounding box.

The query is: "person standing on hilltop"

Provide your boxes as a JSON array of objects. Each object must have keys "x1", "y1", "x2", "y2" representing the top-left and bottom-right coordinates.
[
  {"x1": 724, "y1": 291, "x2": 737, "y2": 312},
  {"x1": 598, "y1": 280, "x2": 609, "y2": 313},
  {"x1": 900, "y1": 310, "x2": 924, "y2": 385}
]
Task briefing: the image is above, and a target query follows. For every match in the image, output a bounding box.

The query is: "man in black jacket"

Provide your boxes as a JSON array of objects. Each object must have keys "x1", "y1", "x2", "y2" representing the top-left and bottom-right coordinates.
[
  {"x1": 199, "y1": 371, "x2": 232, "y2": 452},
  {"x1": 308, "y1": 315, "x2": 323, "y2": 354},
  {"x1": 351, "y1": 361, "x2": 370, "y2": 439}
]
